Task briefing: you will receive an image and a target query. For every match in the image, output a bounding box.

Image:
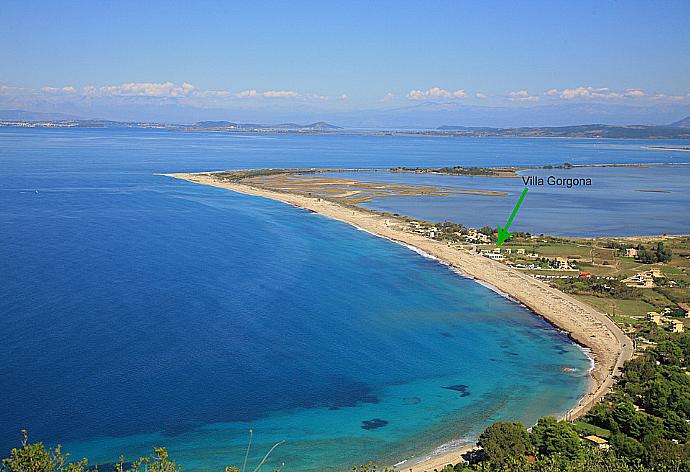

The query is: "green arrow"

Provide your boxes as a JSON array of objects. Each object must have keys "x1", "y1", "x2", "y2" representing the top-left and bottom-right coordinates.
[{"x1": 496, "y1": 187, "x2": 528, "y2": 247}]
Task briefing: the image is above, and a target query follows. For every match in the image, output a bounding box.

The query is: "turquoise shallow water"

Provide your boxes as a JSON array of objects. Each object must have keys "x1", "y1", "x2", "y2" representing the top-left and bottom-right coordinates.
[{"x1": 3, "y1": 128, "x2": 685, "y2": 470}]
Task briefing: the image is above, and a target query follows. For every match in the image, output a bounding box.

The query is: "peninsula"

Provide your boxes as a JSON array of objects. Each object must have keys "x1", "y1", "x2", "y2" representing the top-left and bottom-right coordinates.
[{"x1": 165, "y1": 170, "x2": 634, "y2": 471}]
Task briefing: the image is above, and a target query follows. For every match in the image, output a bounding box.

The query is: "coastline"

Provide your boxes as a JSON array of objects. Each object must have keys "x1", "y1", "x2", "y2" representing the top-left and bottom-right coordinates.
[
  {"x1": 642, "y1": 146, "x2": 690, "y2": 152},
  {"x1": 5, "y1": 124, "x2": 690, "y2": 142},
  {"x1": 165, "y1": 172, "x2": 633, "y2": 471}
]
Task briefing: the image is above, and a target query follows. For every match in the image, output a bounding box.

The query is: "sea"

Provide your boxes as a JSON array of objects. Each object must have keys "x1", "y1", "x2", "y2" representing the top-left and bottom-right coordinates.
[{"x1": 1, "y1": 128, "x2": 689, "y2": 471}]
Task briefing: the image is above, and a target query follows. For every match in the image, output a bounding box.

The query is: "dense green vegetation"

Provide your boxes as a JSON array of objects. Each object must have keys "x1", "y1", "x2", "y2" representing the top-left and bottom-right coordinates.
[
  {"x1": 542, "y1": 163, "x2": 574, "y2": 169},
  {"x1": 556, "y1": 277, "x2": 642, "y2": 299},
  {"x1": 431, "y1": 221, "x2": 486, "y2": 240},
  {"x1": 213, "y1": 169, "x2": 317, "y2": 182},
  {"x1": 390, "y1": 166, "x2": 502, "y2": 176},
  {"x1": 636, "y1": 243, "x2": 673, "y2": 264},
  {"x1": 0, "y1": 431, "x2": 182, "y2": 472},
  {"x1": 439, "y1": 327, "x2": 690, "y2": 471}
]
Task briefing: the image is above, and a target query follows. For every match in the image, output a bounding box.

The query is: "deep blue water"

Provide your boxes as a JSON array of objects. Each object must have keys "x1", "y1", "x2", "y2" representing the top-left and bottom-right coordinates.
[{"x1": 1, "y1": 128, "x2": 687, "y2": 471}]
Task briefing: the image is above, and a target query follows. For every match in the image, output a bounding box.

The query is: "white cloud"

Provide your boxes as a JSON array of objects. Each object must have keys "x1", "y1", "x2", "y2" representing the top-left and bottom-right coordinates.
[
  {"x1": 92, "y1": 81, "x2": 196, "y2": 97},
  {"x1": 82, "y1": 85, "x2": 99, "y2": 97},
  {"x1": 0, "y1": 85, "x2": 24, "y2": 97},
  {"x1": 236, "y1": 89, "x2": 301, "y2": 99},
  {"x1": 34, "y1": 81, "x2": 317, "y2": 102},
  {"x1": 379, "y1": 92, "x2": 395, "y2": 102},
  {"x1": 235, "y1": 89, "x2": 258, "y2": 98},
  {"x1": 261, "y1": 90, "x2": 299, "y2": 98},
  {"x1": 651, "y1": 93, "x2": 686, "y2": 102},
  {"x1": 41, "y1": 86, "x2": 76, "y2": 94},
  {"x1": 407, "y1": 87, "x2": 466, "y2": 100},
  {"x1": 194, "y1": 89, "x2": 232, "y2": 98},
  {"x1": 407, "y1": 91, "x2": 423, "y2": 100},
  {"x1": 559, "y1": 87, "x2": 606, "y2": 99},
  {"x1": 294, "y1": 92, "x2": 328, "y2": 101},
  {"x1": 624, "y1": 88, "x2": 645, "y2": 98},
  {"x1": 508, "y1": 90, "x2": 540, "y2": 102},
  {"x1": 552, "y1": 86, "x2": 647, "y2": 100},
  {"x1": 9, "y1": 80, "x2": 685, "y2": 111}
]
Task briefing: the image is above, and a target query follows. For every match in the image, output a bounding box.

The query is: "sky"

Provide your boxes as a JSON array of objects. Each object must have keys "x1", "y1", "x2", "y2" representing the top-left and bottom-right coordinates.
[{"x1": 1, "y1": 0, "x2": 690, "y2": 126}]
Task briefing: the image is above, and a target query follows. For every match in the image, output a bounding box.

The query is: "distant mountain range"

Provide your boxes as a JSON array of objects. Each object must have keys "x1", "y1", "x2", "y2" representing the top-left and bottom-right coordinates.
[
  {"x1": 3, "y1": 96, "x2": 690, "y2": 129},
  {"x1": 434, "y1": 122, "x2": 690, "y2": 139},
  {"x1": 0, "y1": 109, "x2": 82, "y2": 121},
  {"x1": 2, "y1": 109, "x2": 690, "y2": 139},
  {"x1": 331, "y1": 101, "x2": 690, "y2": 129},
  {"x1": 0, "y1": 113, "x2": 342, "y2": 132}
]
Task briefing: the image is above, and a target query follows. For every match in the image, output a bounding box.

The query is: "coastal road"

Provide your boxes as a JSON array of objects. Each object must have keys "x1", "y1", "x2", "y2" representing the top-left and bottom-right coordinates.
[{"x1": 566, "y1": 295, "x2": 634, "y2": 420}]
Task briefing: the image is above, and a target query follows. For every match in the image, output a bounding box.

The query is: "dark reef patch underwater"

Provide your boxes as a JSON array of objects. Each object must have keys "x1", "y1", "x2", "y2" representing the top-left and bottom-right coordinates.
[
  {"x1": 443, "y1": 385, "x2": 471, "y2": 397},
  {"x1": 361, "y1": 419, "x2": 389, "y2": 430}
]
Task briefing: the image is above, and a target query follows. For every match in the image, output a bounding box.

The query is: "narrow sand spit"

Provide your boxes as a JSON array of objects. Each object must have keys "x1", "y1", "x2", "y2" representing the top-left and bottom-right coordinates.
[{"x1": 166, "y1": 173, "x2": 633, "y2": 471}]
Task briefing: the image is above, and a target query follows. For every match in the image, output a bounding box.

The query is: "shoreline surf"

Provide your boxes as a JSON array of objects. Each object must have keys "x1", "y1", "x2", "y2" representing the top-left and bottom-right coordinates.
[
  {"x1": 164, "y1": 172, "x2": 633, "y2": 470},
  {"x1": 327, "y1": 214, "x2": 598, "y2": 470}
]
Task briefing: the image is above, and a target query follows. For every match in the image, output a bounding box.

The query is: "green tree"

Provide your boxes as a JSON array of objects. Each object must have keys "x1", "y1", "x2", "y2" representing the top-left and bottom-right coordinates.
[
  {"x1": 441, "y1": 464, "x2": 470, "y2": 471},
  {"x1": 530, "y1": 416, "x2": 582, "y2": 460},
  {"x1": 610, "y1": 434, "x2": 646, "y2": 460},
  {"x1": 655, "y1": 242, "x2": 672, "y2": 263},
  {"x1": 112, "y1": 448, "x2": 181, "y2": 472},
  {"x1": 477, "y1": 422, "x2": 530, "y2": 465},
  {"x1": 1, "y1": 431, "x2": 91, "y2": 472},
  {"x1": 478, "y1": 226, "x2": 495, "y2": 237},
  {"x1": 350, "y1": 464, "x2": 396, "y2": 471},
  {"x1": 637, "y1": 246, "x2": 657, "y2": 264},
  {"x1": 642, "y1": 438, "x2": 690, "y2": 471},
  {"x1": 661, "y1": 412, "x2": 690, "y2": 443}
]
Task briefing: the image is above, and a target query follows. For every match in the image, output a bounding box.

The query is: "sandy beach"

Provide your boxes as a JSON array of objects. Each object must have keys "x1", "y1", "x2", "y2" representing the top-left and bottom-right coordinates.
[
  {"x1": 166, "y1": 172, "x2": 633, "y2": 472},
  {"x1": 642, "y1": 146, "x2": 690, "y2": 152}
]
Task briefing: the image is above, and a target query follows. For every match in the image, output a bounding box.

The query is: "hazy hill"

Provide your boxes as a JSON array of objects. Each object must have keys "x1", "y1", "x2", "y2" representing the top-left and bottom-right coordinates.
[
  {"x1": 304, "y1": 121, "x2": 341, "y2": 130},
  {"x1": 2, "y1": 107, "x2": 688, "y2": 138},
  {"x1": 670, "y1": 115, "x2": 690, "y2": 128},
  {"x1": 333, "y1": 102, "x2": 690, "y2": 129},
  {"x1": 435, "y1": 124, "x2": 690, "y2": 139},
  {"x1": 0, "y1": 109, "x2": 82, "y2": 121}
]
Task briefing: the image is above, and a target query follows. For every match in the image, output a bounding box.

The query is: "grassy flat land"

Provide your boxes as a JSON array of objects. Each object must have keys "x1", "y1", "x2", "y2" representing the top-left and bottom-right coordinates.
[
  {"x1": 572, "y1": 421, "x2": 612, "y2": 439},
  {"x1": 575, "y1": 295, "x2": 656, "y2": 318},
  {"x1": 212, "y1": 168, "x2": 505, "y2": 205},
  {"x1": 478, "y1": 235, "x2": 690, "y2": 322},
  {"x1": 512, "y1": 243, "x2": 593, "y2": 258}
]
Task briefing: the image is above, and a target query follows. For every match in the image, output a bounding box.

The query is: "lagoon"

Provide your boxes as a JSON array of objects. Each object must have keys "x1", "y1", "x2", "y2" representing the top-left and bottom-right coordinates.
[{"x1": 344, "y1": 165, "x2": 690, "y2": 237}]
